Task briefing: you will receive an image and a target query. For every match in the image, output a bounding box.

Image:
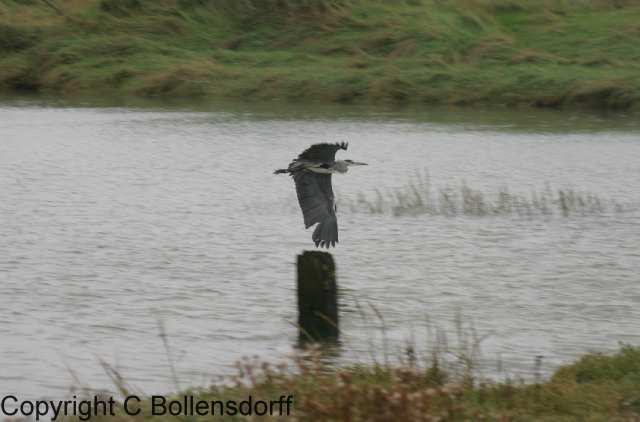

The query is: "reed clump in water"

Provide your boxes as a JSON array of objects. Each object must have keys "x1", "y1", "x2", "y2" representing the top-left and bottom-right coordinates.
[{"x1": 347, "y1": 172, "x2": 622, "y2": 218}]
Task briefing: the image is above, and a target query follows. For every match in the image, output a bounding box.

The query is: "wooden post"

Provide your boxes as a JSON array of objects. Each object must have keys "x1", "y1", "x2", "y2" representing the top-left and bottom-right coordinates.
[{"x1": 297, "y1": 251, "x2": 339, "y2": 341}]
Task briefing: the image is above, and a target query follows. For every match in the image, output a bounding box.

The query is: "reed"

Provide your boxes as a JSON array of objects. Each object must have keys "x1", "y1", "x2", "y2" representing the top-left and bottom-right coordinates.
[{"x1": 346, "y1": 171, "x2": 623, "y2": 218}]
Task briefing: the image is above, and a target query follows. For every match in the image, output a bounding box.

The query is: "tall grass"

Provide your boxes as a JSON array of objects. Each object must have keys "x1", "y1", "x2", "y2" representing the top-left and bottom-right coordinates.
[
  {"x1": 52, "y1": 308, "x2": 640, "y2": 421},
  {"x1": 74, "y1": 339, "x2": 640, "y2": 421},
  {"x1": 208, "y1": 0, "x2": 350, "y2": 13},
  {"x1": 0, "y1": 22, "x2": 39, "y2": 52},
  {"x1": 1, "y1": 0, "x2": 640, "y2": 107}
]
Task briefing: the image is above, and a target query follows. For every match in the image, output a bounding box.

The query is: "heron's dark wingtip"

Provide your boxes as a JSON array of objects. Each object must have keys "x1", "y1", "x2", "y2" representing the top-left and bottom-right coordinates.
[
  {"x1": 311, "y1": 216, "x2": 339, "y2": 249},
  {"x1": 313, "y1": 239, "x2": 338, "y2": 249}
]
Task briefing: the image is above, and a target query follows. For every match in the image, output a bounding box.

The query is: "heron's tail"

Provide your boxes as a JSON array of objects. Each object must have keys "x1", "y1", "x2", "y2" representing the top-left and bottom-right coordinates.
[
  {"x1": 274, "y1": 168, "x2": 289, "y2": 175},
  {"x1": 312, "y1": 216, "x2": 338, "y2": 248}
]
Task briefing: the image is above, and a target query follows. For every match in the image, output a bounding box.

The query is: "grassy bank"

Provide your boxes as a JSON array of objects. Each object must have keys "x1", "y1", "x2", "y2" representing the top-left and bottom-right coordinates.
[
  {"x1": 1, "y1": 0, "x2": 640, "y2": 109},
  {"x1": 71, "y1": 345, "x2": 640, "y2": 421}
]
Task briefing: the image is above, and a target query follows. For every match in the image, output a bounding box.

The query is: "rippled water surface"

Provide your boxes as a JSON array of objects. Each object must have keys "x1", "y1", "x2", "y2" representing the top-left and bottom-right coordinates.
[{"x1": 1, "y1": 97, "x2": 639, "y2": 398}]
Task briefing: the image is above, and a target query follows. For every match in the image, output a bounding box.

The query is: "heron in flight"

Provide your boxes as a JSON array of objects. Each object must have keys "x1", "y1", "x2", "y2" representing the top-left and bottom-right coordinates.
[{"x1": 275, "y1": 142, "x2": 367, "y2": 248}]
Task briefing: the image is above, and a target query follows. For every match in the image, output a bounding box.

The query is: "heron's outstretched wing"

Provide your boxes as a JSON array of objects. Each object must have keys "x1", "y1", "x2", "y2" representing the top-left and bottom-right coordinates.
[
  {"x1": 297, "y1": 142, "x2": 348, "y2": 162},
  {"x1": 293, "y1": 171, "x2": 338, "y2": 248}
]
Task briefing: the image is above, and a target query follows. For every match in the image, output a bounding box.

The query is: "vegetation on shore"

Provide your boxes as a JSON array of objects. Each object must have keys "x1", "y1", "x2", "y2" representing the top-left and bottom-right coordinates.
[
  {"x1": 73, "y1": 345, "x2": 640, "y2": 421},
  {"x1": 2, "y1": 0, "x2": 640, "y2": 109}
]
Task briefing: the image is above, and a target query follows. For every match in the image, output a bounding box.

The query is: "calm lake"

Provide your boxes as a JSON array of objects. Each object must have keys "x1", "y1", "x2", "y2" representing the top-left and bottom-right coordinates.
[{"x1": 1, "y1": 97, "x2": 639, "y2": 399}]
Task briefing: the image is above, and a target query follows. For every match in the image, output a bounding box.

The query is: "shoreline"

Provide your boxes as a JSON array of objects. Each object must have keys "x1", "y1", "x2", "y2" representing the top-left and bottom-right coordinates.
[{"x1": 3, "y1": 345, "x2": 638, "y2": 421}]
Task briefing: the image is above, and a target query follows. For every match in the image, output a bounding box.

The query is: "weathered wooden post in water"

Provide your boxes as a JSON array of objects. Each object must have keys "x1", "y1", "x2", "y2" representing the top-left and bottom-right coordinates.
[{"x1": 297, "y1": 251, "x2": 339, "y2": 341}]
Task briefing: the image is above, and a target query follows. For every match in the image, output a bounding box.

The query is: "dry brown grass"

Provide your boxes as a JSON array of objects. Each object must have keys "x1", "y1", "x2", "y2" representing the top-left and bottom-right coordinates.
[
  {"x1": 134, "y1": 60, "x2": 232, "y2": 97},
  {"x1": 71, "y1": 343, "x2": 640, "y2": 421}
]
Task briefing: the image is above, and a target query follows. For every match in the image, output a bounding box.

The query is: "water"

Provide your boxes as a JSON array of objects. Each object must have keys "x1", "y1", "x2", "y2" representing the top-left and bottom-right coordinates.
[{"x1": 1, "y1": 97, "x2": 639, "y2": 399}]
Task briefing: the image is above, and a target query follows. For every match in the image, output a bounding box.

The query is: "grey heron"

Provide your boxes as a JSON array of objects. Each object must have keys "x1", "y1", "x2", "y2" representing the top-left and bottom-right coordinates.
[{"x1": 275, "y1": 142, "x2": 367, "y2": 248}]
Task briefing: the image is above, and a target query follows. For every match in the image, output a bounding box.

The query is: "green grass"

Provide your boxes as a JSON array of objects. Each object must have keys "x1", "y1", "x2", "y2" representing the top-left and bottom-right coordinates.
[
  {"x1": 1, "y1": 0, "x2": 640, "y2": 108},
  {"x1": 70, "y1": 345, "x2": 640, "y2": 421}
]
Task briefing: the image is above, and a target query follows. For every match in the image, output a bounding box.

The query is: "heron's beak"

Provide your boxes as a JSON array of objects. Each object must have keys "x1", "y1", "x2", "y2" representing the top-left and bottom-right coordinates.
[{"x1": 351, "y1": 161, "x2": 368, "y2": 166}]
